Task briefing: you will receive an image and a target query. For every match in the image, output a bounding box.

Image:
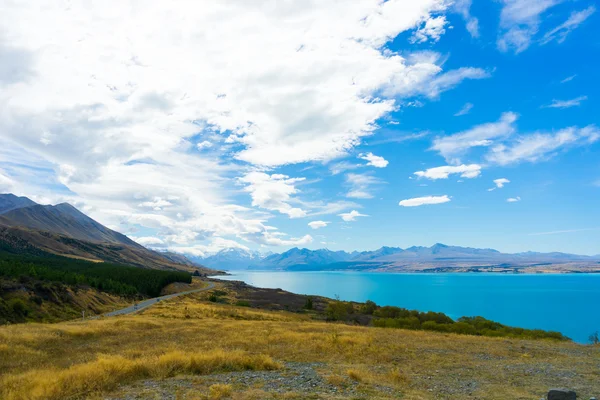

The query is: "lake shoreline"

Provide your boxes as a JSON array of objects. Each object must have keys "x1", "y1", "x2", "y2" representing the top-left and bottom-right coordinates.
[{"x1": 214, "y1": 270, "x2": 600, "y2": 343}]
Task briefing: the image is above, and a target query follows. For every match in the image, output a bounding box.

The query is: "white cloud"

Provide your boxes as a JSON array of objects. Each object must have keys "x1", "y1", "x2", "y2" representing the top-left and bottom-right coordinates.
[
  {"x1": 0, "y1": 171, "x2": 15, "y2": 192},
  {"x1": 489, "y1": 178, "x2": 510, "y2": 191},
  {"x1": 240, "y1": 172, "x2": 307, "y2": 218},
  {"x1": 134, "y1": 236, "x2": 165, "y2": 246},
  {"x1": 486, "y1": 125, "x2": 599, "y2": 165},
  {"x1": 414, "y1": 164, "x2": 482, "y2": 180},
  {"x1": 431, "y1": 112, "x2": 518, "y2": 163},
  {"x1": 169, "y1": 237, "x2": 251, "y2": 257},
  {"x1": 560, "y1": 75, "x2": 576, "y2": 84},
  {"x1": 308, "y1": 221, "x2": 328, "y2": 230},
  {"x1": 359, "y1": 152, "x2": 389, "y2": 168},
  {"x1": 542, "y1": 96, "x2": 588, "y2": 109},
  {"x1": 329, "y1": 161, "x2": 361, "y2": 176},
  {"x1": 0, "y1": 0, "x2": 490, "y2": 251},
  {"x1": 454, "y1": 102, "x2": 474, "y2": 116},
  {"x1": 411, "y1": 16, "x2": 448, "y2": 43},
  {"x1": 345, "y1": 173, "x2": 382, "y2": 199},
  {"x1": 196, "y1": 140, "x2": 214, "y2": 150},
  {"x1": 338, "y1": 210, "x2": 368, "y2": 222},
  {"x1": 507, "y1": 196, "x2": 521, "y2": 202},
  {"x1": 399, "y1": 195, "x2": 451, "y2": 207},
  {"x1": 541, "y1": 6, "x2": 596, "y2": 44},
  {"x1": 453, "y1": 0, "x2": 480, "y2": 38},
  {"x1": 497, "y1": 0, "x2": 562, "y2": 53}
]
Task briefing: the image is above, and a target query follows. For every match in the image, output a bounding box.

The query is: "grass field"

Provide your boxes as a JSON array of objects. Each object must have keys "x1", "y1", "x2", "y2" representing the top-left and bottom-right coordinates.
[{"x1": 0, "y1": 281, "x2": 598, "y2": 399}]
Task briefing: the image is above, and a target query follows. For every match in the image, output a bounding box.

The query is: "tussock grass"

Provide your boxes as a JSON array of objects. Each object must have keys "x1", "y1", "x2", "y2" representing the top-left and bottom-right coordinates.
[
  {"x1": 208, "y1": 383, "x2": 233, "y2": 399},
  {"x1": 0, "y1": 350, "x2": 280, "y2": 400},
  {"x1": 0, "y1": 291, "x2": 598, "y2": 399}
]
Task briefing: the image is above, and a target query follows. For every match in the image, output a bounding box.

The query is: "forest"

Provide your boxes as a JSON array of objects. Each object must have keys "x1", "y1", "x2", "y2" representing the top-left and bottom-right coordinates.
[{"x1": 0, "y1": 250, "x2": 192, "y2": 298}]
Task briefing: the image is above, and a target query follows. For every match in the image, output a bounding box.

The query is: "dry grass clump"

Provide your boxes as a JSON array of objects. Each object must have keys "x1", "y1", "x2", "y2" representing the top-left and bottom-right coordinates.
[
  {"x1": 208, "y1": 383, "x2": 233, "y2": 399},
  {"x1": 346, "y1": 368, "x2": 364, "y2": 382},
  {"x1": 0, "y1": 350, "x2": 280, "y2": 400}
]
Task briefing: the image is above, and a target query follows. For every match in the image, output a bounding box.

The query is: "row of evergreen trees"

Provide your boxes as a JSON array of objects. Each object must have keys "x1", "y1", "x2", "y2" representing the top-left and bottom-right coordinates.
[{"x1": 0, "y1": 250, "x2": 191, "y2": 297}]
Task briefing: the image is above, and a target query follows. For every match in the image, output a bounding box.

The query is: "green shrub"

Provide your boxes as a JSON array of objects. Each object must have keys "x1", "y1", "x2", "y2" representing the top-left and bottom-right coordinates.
[
  {"x1": 360, "y1": 300, "x2": 377, "y2": 315},
  {"x1": 303, "y1": 297, "x2": 313, "y2": 310},
  {"x1": 235, "y1": 300, "x2": 251, "y2": 307},
  {"x1": 8, "y1": 298, "x2": 30, "y2": 316}
]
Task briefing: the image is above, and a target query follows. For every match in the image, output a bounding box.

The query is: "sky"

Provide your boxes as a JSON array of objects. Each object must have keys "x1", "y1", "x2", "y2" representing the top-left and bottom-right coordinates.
[{"x1": 1, "y1": 0, "x2": 599, "y2": 256}]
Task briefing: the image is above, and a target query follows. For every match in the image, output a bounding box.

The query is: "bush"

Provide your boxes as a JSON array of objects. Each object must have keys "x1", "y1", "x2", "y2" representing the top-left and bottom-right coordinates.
[
  {"x1": 303, "y1": 297, "x2": 313, "y2": 310},
  {"x1": 589, "y1": 331, "x2": 599, "y2": 345},
  {"x1": 326, "y1": 298, "x2": 354, "y2": 321},
  {"x1": 360, "y1": 300, "x2": 377, "y2": 315},
  {"x1": 235, "y1": 300, "x2": 251, "y2": 307},
  {"x1": 8, "y1": 298, "x2": 30, "y2": 316}
]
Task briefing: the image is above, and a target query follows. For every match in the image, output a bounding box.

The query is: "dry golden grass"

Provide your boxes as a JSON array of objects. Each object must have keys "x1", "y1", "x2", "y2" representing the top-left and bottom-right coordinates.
[
  {"x1": 208, "y1": 383, "x2": 233, "y2": 399},
  {"x1": 0, "y1": 290, "x2": 598, "y2": 399},
  {"x1": 1, "y1": 349, "x2": 279, "y2": 400}
]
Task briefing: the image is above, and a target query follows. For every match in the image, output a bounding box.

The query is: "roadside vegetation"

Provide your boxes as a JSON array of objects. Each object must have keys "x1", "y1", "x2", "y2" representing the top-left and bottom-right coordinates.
[{"x1": 0, "y1": 250, "x2": 192, "y2": 324}]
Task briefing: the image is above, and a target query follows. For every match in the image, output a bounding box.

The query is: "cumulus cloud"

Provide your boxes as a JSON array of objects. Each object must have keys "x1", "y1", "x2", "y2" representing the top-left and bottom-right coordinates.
[
  {"x1": 488, "y1": 178, "x2": 510, "y2": 191},
  {"x1": 399, "y1": 195, "x2": 451, "y2": 207},
  {"x1": 0, "y1": 0, "x2": 488, "y2": 251},
  {"x1": 308, "y1": 221, "x2": 329, "y2": 230},
  {"x1": 431, "y1": 112, "x2": 518, "y2": 163},
  {"x1": 486, "y1": 125, "x2": 599, "y2": 165},
  {"x1": 507, "y1": 196, "x2": 521, "y2": 202},
  {"x1": 338, "y1": 210, "x2": 368, "y2": 222},
  {"x1": 541, "y1": 6, "x2": 596, "y2": 45},
  {"x1": 542, "y1": 96, "x2": 588, "y2": 109},
  {"x1": 240, "y1": 172, "x2": 307, "y2": 218},
  {"x1": 196, "y1": 141, "x2": 214, "y2": 150},
  {"x1": 414, "y1": 164, "x2": 481, "y2": 180},
  {"x1": 454, "y1": 102, "x2": 474, "y2": 116},
  {"x1": 411, "y1": 16, "x2": 448, "y2": 43},
  {"x1": 345, "y1": 173, "x2": 383, "y2": 199},
  {"x1": 359, "y1": 152, "x2": 389, "y2": 168},
  {"x1": 497, "y1": 0, "x2": 562, "y2": 53}
]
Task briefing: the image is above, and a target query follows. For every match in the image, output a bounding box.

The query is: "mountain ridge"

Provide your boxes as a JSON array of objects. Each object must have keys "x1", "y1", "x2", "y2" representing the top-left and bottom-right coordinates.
[
  {"x1": 186, "y1": 244, "x2": 600, "y2": 272},
  {"x1": 0, "y1": 194, "x2": 215, "y2": 274}
]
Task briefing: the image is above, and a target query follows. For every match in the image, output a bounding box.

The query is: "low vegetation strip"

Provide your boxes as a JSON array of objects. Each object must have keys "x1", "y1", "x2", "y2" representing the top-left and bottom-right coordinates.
[
  {"x1": 368, "y1": 305, "x2": 568, "y2": 341},
  {"x1": 0, "y1": 349, "x2": 281, "y2": 400},
  {"x1": 0, "y1": 250, "x2": 192, "y2": 297}
]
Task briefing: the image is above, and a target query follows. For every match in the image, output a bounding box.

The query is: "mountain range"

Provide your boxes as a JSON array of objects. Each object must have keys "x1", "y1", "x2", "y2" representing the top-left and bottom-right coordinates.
[
  {"x1": 0, "y1": 193, "x2": 213, "y2": 273},
  {"x1": 193, "y1": 243, "x2": 600, "y2": 273}
]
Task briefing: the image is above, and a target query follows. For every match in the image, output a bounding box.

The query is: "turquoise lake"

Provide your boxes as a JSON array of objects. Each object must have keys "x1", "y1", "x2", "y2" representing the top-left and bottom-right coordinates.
[{"x1": 216, "y1": 271, "x2": 600, "y2": 343}]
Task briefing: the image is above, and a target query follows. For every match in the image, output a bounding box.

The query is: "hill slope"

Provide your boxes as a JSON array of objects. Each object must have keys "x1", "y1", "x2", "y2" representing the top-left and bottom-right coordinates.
[{"x1": 0, "y1": 194, "x2": 217, "y2": 273}]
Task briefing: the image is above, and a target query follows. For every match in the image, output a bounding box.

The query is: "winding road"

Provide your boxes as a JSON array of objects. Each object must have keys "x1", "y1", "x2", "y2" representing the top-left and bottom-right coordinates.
[{"x1": 103, "y1": 281, "x2": 216, "y2": 317}]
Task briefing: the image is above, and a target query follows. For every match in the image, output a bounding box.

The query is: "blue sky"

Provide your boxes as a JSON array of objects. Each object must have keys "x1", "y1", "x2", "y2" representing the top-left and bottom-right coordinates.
[{"x1": 0, "y1": 1, "x2": 598, "y2": 255}]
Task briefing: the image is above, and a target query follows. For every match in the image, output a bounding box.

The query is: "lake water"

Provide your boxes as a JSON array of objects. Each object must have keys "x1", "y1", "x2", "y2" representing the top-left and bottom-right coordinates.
[{"x1": 216, "y1": 271, "x2": 600, "y2": 343}]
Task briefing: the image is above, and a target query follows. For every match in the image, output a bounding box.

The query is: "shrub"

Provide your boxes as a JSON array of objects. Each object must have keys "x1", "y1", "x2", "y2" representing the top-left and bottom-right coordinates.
[
  {"x1": 589, "y1": 331, "x2": 599, "y2": 345},
  {"x1": 325, "y1": 299, "x2": 353, "y2": 321},
  {"x1": 8, "y1": 299, "x2": 29, "y2": 317},
  {"x1": 303, "y1": 297, "x2": 313, "y2": 310},
  {"x1": 360, "y1": 300, "x2": 377, "y2": 315},
  {"x1": 235, "y1": 300, "x2": 251, "y2": 307}
]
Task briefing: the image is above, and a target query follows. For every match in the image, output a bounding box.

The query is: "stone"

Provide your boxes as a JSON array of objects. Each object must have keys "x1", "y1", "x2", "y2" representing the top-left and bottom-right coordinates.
[{"x1": 548, "y1": 388, "x2": 577, "y2": 400}]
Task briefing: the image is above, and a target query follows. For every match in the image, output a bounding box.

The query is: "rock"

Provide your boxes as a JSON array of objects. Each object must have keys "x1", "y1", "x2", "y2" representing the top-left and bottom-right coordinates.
[{"x1": 548, "y1": 388, "x2": 577, "y2": 400}]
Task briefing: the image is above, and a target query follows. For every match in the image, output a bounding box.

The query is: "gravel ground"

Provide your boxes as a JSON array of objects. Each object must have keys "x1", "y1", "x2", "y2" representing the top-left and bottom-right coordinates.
[{"x1": 104, "y1": 362, "x2": 382, "y2": 400}]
